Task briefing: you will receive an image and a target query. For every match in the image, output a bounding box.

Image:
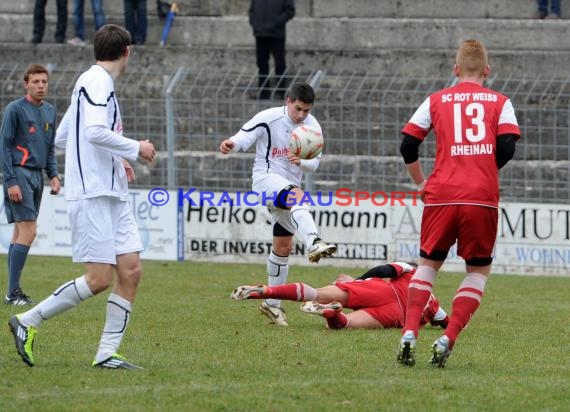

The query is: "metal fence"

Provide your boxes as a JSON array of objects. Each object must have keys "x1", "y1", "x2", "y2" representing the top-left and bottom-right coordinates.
[{"x1": 1, "y1": 63, "x2": 568, "y2": 203}]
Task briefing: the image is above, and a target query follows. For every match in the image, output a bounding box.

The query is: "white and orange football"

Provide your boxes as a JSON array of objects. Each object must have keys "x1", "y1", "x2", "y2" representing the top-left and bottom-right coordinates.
[{"x1": 289, "y1": 125, "x2": 324, "y2": 160}]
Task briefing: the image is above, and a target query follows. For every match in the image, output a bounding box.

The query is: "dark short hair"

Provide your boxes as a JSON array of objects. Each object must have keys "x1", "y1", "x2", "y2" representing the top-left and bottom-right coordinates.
[
  {"x1": 288, "y1": 82, "x2": 315, "y2": 105},
  {"x1": 24, "y1": 63, "x2": 48, "y2": 82},
  {"x1": 93, "y1": 24, "x2": 132, "y2": 62}
]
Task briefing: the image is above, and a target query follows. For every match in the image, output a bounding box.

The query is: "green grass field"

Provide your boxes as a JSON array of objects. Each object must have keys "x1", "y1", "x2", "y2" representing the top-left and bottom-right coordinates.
[{"x1": 0, "y1": 256, "x2": 569, "y2": 411}]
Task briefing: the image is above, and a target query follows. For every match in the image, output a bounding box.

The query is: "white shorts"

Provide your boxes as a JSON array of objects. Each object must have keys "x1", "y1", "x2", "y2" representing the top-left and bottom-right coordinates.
[
  {"x1": 252, "y1": 172, "x2": 299, "y2": 235},
  {"x1": 68, "y1": 197, "x2": 143, "y2": 264}
]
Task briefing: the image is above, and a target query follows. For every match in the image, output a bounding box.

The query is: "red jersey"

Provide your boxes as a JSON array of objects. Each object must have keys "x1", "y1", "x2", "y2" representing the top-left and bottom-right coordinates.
[
  {"x1": 334, "y1": 263, "x2": 443, "y2": 328},
  {"x1": 402, "y1": 81, "x2": 520, "y2": 207}
]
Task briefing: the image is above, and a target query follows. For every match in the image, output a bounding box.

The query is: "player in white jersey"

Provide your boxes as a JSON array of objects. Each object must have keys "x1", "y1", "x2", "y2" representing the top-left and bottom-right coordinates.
[
  {"x1": 8, "y1": 24, "x2": 156, "y2": 370},
  {"x1": 219, "y1": 82, "x2": 336, "y2": 326}
]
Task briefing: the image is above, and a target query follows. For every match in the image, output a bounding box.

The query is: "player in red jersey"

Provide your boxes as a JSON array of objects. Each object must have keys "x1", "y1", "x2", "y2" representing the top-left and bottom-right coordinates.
[
  {"x1": 231, "y1": 262, "x2": 449, "y2": 330},
  {"x1": 397, "y1": 39, "x2": 520, "y2": 368}
]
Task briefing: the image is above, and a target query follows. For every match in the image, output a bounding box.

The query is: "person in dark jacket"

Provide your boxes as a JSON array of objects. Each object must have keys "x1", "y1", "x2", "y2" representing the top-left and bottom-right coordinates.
[
  {"x1": 249, "y1": 0, "x2": 295, "y2": 100},
  {"x1": 1, "y1": 64, "x2": 60, "y2": 305}
]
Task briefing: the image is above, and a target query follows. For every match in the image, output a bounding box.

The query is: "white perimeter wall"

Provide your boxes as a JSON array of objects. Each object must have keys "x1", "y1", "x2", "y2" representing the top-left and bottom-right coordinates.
[{"x1": 1, "y1": 189, "x2": 569, "y2": 276}]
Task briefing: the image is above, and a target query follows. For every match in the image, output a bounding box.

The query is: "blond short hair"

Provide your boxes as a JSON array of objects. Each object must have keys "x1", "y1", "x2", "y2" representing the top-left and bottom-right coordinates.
[{"x1": 456, "y1": 40, "x2": 488, "y2": 76}]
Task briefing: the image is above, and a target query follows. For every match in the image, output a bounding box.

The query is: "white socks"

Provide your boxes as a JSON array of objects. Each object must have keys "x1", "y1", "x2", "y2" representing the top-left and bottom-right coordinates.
[
  {"x1": 95, "y1": 293, "x2": 132, "y2": 363},
  {"x1": 17, "y1": 276, "x2": 135, "y2": 364},
  {"x1": 297, "y1": 283, "x2": 318, "y2": 302},
  {"x1": 266, "y1": 250, "x2": 289, "y2": 307},
  {"x1": 19, "y1": 275, "x2": 93, "y2": 328},
  {"x1": 290, "y1": 204, "x2": 319, "y2": 248}
]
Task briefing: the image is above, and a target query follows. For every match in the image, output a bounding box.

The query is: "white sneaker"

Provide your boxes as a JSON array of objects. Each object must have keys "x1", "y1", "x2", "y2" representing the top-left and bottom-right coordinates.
[
  {"x1": 300, "y1": 301, "x2": 342, "y2": 316},
  {"x1": 259, "y1": 301, "x2": 288, "y2": 326},
  {"x1": 230, "y1": 285, "x2": 266, "y2": 300},
  {"x1": 67, "y1": 37, "x2": 86, "y2": 46},
  {"x1": 307, "y1": 239, "x2": 337, "y2": 263}
]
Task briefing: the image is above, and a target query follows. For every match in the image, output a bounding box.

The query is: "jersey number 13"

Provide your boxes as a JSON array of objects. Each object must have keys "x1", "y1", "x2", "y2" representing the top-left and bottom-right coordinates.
[{"x1": 453, "y1": 102, "x2": 486, "y2": 143}]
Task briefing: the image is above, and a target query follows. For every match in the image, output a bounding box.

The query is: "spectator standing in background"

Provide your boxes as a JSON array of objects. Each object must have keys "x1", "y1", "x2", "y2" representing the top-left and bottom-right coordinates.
[
  {"x1": 124, "y1": 0, "x2": 148, "y2": 44},
  {"x1": 249, "y1": 0, "x2": 295, "y2": 100},
  {"x1": 67, "y1": 0, "x2": 106, "y2": 46},
  {"x1": 535, "y1": 0, "x2": 561, "y2": 18},
  {"x1": 31, "y1": 0, "x2": 68, "y2": 44}
]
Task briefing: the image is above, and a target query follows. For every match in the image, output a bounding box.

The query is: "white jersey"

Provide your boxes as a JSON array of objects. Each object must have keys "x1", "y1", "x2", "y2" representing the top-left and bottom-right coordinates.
[
  {"x1": 55, "y1": 65, "x2": 139, "y2": 201},
  {"x1": 229, "y1": 106, "x2": 321, "y2": 186}
]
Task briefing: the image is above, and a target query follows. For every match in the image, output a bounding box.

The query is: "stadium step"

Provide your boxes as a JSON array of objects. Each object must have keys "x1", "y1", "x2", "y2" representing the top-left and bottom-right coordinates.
[
  {"x1": 3, "y1": 0, "x2": 541, "y2": 19},
  {"x1": 2, "y1": 14, "x2": 568, "y2": 51},
  {"x1": 0, "y1": 0, "x2": 568, "y2": 78}
]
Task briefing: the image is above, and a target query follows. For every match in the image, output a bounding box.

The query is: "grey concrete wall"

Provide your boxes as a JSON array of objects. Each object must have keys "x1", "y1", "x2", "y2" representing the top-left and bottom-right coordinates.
[
  {"x1": 312, "y1": 0, "x2": 538, "y2": 19},
  {"x1": 4, "y1": 0, "x2": 228, "y2": 16},
  {"x1": 2, "y1": 0, "x2": 539, "y2": 18},
  {"x1": 1, "y1": 42, "x2": 568, "y2": 79},
  {"x1": 3, "y1": 14, "x2": 568, "y2": 51},
  {"x1": 0, "y1": 1, "x2": 567, "y2": 78},
  {"x1": 6, "y1": 0, "x2": 312, "y2": 17}
]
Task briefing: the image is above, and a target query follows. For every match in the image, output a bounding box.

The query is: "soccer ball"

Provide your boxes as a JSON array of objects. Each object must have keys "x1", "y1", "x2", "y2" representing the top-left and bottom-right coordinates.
[{"x1": 289, "y1": 125, "x2": 324, "y2": 160}]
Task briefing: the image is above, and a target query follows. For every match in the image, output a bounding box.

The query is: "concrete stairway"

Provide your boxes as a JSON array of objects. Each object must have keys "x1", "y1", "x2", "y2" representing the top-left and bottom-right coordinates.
[{"x1": 0, "y1": 0, "x2": 568, "y2": 77}]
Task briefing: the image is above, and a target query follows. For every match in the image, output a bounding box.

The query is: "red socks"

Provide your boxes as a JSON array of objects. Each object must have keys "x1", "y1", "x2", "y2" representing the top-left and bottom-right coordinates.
[
  {"x1": 265, "y1": 283, "x2": 318, "y2": 302},
  {"x1": 403, "y1": 265, "x2": 437, "y2": 336},
  {"x1": 445, "y1": 273, "x2": 487, "y2": 348}
]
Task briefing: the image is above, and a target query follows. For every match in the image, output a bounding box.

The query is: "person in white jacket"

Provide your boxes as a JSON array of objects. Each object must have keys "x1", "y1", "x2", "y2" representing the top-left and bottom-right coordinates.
[{"x1": 8, "y1": 24, "x2": 155, "y2": 370}]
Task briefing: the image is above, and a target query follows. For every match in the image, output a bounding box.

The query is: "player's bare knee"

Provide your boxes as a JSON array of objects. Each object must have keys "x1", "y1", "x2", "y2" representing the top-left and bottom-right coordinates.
[
  {"x1": 16, "y1": 222, "x2": 37, "y2": 245},
  {"x1": 85, "y1": 268, "x2": 114, "y2": 294},
  {"x1": 287, "y1": 188, "x2": 308, "y2": 208},
  {"x1": 273, "y1": 245, "x2": 290, "y2": 257},
  {"x1": 272, "y1": 235, "x2": 292, "y2": 257},
  {"x1": 117, "y1": 260, "x2": 142, "y2": 288}
]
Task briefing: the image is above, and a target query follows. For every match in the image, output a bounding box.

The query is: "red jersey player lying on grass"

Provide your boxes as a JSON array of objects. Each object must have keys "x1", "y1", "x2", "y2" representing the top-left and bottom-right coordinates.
[{"x1": 231, "y1": 262, "x2": 449, "y2": 330}]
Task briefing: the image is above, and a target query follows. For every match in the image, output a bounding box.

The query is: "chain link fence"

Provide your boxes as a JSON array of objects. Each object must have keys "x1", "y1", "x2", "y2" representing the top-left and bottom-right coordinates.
[{"x1": 1, "y1": 63, "x2": 568, "y2": 203}]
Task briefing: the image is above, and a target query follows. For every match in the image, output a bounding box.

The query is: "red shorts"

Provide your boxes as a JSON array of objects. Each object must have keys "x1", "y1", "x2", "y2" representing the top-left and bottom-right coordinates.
[
  {"x1": 420, "y1": 204, "x2": 498, "y2": 260},
  {"x1": 334, "y1": 279, "x2": 405, "y2": 328}
]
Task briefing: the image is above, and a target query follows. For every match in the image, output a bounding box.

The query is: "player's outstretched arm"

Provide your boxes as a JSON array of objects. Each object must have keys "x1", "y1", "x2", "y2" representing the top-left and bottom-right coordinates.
[
  {"x1": 84, "y1": 125, "x2": 140, "y2": 162},
  {"x1": 219, "y1": 139, "x2": 235, "y2": 154},
  {"x1": 298, "y1": 157, "x2": 320, "y2": 173},
  {"x1": 138, "y1": 140, "x2": 155, "y2": 163}
]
